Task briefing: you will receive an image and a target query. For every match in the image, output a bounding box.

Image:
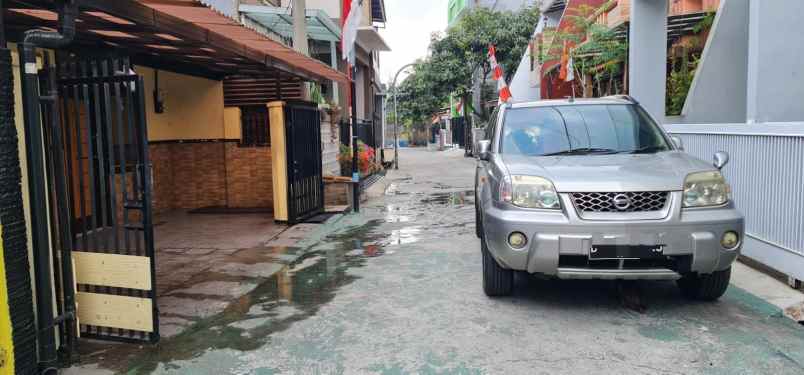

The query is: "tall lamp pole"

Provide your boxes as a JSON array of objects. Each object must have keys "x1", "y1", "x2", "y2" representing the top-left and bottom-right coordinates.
[{"x1": 391, "y1": 63, "x2": 416, "y2": 170}]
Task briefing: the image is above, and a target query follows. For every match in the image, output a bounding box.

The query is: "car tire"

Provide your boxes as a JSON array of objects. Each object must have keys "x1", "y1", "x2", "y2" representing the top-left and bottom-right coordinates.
[
  {"x1": 475, "y1": 201, "x2": 483, "y2": 238},
  {"x1": 677, "y1": 267, "x2": 731, "y2": 301},
  {"x1": 482, "y1": 239, "x2": 513, "y2": 297}
]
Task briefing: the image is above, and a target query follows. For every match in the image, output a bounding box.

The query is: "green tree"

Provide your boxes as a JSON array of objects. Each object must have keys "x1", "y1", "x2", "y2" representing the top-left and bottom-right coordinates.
[{"x1": 395, "y1": 6, "x2": 540, "y2": 125}]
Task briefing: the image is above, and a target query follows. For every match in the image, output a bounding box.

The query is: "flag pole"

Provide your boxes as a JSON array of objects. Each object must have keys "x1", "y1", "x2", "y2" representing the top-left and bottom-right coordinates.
[{"x1": 350, "y1": 64, "x2": 360, "y2": 212}]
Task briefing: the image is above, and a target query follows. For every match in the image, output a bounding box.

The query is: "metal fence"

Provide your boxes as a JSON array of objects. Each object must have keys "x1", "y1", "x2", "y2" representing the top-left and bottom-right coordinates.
[
  {"x1": 340, "y1": 120, "x2": 382, "y2": 149},
  {"x1": 665, "y1": 123, "x2": 804, "y2": 281},
  {"x1": 356, "y1": 119, "x2": 383, "y2": 149}
]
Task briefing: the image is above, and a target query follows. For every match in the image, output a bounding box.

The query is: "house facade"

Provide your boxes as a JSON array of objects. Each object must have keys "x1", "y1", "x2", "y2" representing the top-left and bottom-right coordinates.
[
  {"x1": 509, "y1": 0, "x2": 721, "y2": 102},
  {"x1": 0, "y1": 0, "x2": 349, "y2": 372}
]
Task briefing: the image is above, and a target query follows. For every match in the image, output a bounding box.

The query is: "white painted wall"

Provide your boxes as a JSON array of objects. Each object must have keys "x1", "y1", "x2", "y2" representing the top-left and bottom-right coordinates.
[
  {"x1": 628, "y1": 0, "x2": 667, "y2": 120},
  {"x1": 746, "y1": 0, "x2": 804, "y2": 123},
  {"x1": 680, "y1": 0, "x2": 749, "y2": 124}
]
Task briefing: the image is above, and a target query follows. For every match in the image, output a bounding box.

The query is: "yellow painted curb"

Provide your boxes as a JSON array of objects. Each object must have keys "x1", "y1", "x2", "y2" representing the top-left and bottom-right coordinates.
[{"x1": 0, "y1": 225, "x2": 14, "y2": 375}]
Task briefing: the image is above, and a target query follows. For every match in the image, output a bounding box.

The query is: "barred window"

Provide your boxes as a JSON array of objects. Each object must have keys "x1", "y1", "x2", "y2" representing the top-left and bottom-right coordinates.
[{"x1": 240, "y1": 106, "x2": 270, "y2": 147}]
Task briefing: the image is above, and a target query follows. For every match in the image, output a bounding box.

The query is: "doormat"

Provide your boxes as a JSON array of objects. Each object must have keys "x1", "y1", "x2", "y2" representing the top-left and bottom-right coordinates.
[
  {"x1": 302, "y1": 212, "x2": 339, "y2": 224},
  {"x1": 188, "y1": 206, "x2": 273, "y2": 215}
]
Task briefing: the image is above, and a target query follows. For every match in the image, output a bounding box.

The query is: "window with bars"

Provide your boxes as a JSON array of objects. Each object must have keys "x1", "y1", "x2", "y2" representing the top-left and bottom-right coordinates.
[{"x1": 240, "y1": 106, "x2": 270, "y2": 147}]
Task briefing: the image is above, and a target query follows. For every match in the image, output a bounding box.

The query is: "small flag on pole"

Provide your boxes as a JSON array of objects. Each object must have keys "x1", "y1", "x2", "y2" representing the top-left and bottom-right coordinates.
[{"x1": 488, "y1": 44, "x2": 512, "y2": 103}]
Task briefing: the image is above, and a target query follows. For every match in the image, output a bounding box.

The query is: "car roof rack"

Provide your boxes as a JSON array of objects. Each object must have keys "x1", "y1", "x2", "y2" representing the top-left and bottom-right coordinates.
[{"x1": 602, "y1": 95, "x2": 639, "y2": 104}]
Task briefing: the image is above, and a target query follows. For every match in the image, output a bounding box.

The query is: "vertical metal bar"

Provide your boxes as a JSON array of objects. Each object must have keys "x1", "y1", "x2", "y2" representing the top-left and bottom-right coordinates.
[
  {"x1": 98, "y1": 58, "x2": 123, "y2": 338},
  {"x1": 316, "y1": 108, "x2": 323, "y2": 212},
  {"x1": 90, "y1": 60, "x2": 109, "y2": 252},
  {"x1": 80, "y1": 61, "x2": 99, "y2": 253},
  {"x1": 100, "y1": 59, "x2": 119, "y2": 253},
  {"x1": 135, "y1": 76, "x2": 159, "y2": 343},
  {"x1": 79, "y1": 60, "x2": 102, "y2": 337},
  {"x1": 89, "y1": 60, "x2": 111, "y2": 338},
  {"x1": 122, "y1": 64, "x2": 146, "y2": 341},
  {"x1": 111, "y1": 59, "x2": 131, "y2": 257},
  {"x1": 122, "y1": 62, "x2": 137, "y2": 256}
]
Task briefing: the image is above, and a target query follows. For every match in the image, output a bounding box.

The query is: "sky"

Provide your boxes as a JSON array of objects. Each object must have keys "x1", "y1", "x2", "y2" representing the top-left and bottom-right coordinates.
[{"x1": 378, "y1": 0, "x2": 450, "y2": 86}]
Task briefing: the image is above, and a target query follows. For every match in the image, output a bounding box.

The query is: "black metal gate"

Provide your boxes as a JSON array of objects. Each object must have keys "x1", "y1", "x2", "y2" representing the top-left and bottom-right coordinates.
[
  {"x1": 284, "y1": 101, "x2": 324, "y2": 224},
  {"x1": 55, "y1": 55, "x2": 158, "y2": 343}
]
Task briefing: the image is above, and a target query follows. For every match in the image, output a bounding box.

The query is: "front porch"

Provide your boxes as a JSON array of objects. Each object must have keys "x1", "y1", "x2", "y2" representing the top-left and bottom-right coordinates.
[{"x1": 152, "y1": 210, "x2": 287, "y2": 338}]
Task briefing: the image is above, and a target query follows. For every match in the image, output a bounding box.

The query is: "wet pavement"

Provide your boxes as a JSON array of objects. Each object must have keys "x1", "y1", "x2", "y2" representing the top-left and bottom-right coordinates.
[{"x1": 66, "y1": 147, "x2": 804, "y2": 374}]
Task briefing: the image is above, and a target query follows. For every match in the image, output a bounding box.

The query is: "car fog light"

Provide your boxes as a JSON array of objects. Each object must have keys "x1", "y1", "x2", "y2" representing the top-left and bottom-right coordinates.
[
  {"x1": 508, "y1": 232, "x2": 528, "y2": 249},
  {"x1": 721, "y1": 231, "x2": 740, "y2": 249}
]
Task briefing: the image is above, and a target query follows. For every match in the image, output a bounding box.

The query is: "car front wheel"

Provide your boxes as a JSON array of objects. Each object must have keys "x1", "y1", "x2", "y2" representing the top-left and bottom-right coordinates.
[
  {"x1": 475, "y1": 201, "x2": 483, "y2": 238},
  {"x1": 482, "y1": 238, "x2": 513, "y2": 297},
  {"x1": 677, "y1": 267, "x2": 731, "y2": 301}
]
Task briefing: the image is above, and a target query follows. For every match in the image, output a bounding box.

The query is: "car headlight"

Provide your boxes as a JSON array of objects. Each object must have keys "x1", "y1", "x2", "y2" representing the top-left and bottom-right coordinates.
[
  {"x1": 499, "y1": 175, "x2": 560, "y2": 209},
  {"x1": 683, "y1": 171, "x2": 730, "y2": 208}
]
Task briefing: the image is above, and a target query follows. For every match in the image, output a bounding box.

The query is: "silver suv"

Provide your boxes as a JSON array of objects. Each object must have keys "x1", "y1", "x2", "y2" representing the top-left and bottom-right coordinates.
[{"x1": 475, "y1": 97, "x2": 744, "y2": 300}]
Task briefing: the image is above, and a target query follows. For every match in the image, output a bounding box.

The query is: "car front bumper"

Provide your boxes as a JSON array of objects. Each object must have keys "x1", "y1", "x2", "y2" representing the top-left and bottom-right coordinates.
[{"x1": 481, "y1": 192, "x2": 744, "y2": 279}]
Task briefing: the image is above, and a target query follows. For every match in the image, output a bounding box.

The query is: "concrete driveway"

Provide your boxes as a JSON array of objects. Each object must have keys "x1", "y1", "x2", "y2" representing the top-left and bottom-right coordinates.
[{"x1": 68, "y1": 148, "x2": 804, "y2": 375}]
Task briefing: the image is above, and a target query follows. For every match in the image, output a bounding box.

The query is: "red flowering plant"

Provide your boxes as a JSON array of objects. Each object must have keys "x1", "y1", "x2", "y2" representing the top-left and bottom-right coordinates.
[{"x1": 338, "y1": 141, "x2": 379, "y2": 177}]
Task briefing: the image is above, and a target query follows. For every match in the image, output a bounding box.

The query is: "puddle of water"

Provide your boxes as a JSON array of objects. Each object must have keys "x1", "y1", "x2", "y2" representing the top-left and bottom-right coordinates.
[
  {"x1": 384, "y1": 183, "x2": 410, "y2": 196},
  {"x1": 78, "y1": 220, "x2": 388, "y2": 373},
  {"x1": 382, "y1": 226, "x2": 422, "y2": 246},
  {"x1": 75, "y1": 186, "x2": 473, "y2": 372},
  {"x1": 420, "y1": 190, "x2": 474, "y2": 206},
  {"x1": 383, "y1": 204, "x2": 413, "y2": 223}
]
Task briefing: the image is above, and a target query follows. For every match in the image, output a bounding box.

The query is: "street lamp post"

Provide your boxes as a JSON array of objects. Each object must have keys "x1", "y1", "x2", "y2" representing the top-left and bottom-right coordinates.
[{"x1": 391, "y1": 63, "x2": 416, "y2": 170}]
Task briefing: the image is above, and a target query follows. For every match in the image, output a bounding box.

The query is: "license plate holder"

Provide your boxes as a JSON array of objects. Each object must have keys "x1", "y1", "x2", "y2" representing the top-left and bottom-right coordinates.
[{"x1": 589, "y1": 245, "x2": 665, "y2": 260}]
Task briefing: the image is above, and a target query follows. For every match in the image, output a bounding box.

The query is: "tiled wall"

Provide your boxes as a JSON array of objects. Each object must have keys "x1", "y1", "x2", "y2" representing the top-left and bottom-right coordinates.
[
  {"x1": 149, "y1": 141, "x2": 273, "y2": 214},
  {"x1": 224, "y1": 142, "x2": 273, "y2": 208}
]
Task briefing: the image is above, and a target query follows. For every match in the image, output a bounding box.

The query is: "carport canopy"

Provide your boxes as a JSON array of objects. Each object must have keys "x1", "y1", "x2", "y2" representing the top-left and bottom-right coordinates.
[{"x1": 1, "y1": 0, "x2": 349, "y2": 83}]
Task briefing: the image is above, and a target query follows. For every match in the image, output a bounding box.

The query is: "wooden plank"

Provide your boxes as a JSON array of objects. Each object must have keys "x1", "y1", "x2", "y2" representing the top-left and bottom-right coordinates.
[
  {"x1": 73, "y1": 252, "x2": 152, "y2": 290},
  {"x1": 75, "y1": 292, "x2": 153, "y2": 332}
]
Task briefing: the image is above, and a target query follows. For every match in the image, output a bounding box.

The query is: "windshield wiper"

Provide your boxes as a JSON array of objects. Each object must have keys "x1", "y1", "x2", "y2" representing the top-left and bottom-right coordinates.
[
  {"x1": 626, "y1": 145, "x2": 667, "y2": 154},
  {"x1": 541, "y1": 148, "x2": 619, "y2": 156}
]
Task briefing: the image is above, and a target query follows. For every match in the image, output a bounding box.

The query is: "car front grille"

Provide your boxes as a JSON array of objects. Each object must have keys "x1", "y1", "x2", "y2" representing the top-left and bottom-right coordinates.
[{"x1": 569, "y1": 191, "x2": 669, "y2": 213}]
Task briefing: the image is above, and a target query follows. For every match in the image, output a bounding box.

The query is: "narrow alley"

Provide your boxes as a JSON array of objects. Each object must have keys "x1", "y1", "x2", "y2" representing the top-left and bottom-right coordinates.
[{"x1": 65, "y1": 148, "x2": 804, "y2": 374}]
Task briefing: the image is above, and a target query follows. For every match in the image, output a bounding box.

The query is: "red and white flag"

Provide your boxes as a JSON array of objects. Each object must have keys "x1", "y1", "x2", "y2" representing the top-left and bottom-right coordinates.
[
  {"x1": 342, "y1": 0, "x2": 363, "y2": 66},
  {"x1": 488, "y1": 45, "x2": 512, "y2": 103}
]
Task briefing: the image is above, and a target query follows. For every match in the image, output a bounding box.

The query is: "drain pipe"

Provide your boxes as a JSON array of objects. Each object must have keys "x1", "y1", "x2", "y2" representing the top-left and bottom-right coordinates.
[{"x1": 17, "y1": 0, "x2": 77, "y2": 372}]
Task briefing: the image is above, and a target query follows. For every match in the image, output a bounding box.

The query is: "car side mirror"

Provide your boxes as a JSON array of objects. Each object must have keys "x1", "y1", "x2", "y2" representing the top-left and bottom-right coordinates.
[
  {"x1": 671, "y1": 136, "x2": 684, "y2": 151},
  {"x1": 713, "y1": 151, "x2": 730, "y2": 170},
  {"x1": 477, "y1": 140, "x2": 491, "y2": 161}
]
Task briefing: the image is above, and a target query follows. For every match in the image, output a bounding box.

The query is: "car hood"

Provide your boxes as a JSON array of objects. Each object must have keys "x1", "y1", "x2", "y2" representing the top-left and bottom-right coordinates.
[{"x1": 501, "y1": 152, "x2": 714, "y2": 192}]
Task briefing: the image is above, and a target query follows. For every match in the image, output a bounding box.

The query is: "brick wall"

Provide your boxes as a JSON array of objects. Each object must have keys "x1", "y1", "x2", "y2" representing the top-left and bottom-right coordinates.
[
  {"x1": 150, "y1": 141, "x2": 232, "y2": 213},
  {"x1": 149, "y1": 141, "x2": 274, "y2": 213},
  {"x1": 224, "y1": 143, "x2": 273, "y2": 208}
]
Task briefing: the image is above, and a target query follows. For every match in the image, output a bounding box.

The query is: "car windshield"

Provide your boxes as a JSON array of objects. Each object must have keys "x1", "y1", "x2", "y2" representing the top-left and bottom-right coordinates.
[{"x1": 499, "y1": 104, "x2": 671, "y2": 156}]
